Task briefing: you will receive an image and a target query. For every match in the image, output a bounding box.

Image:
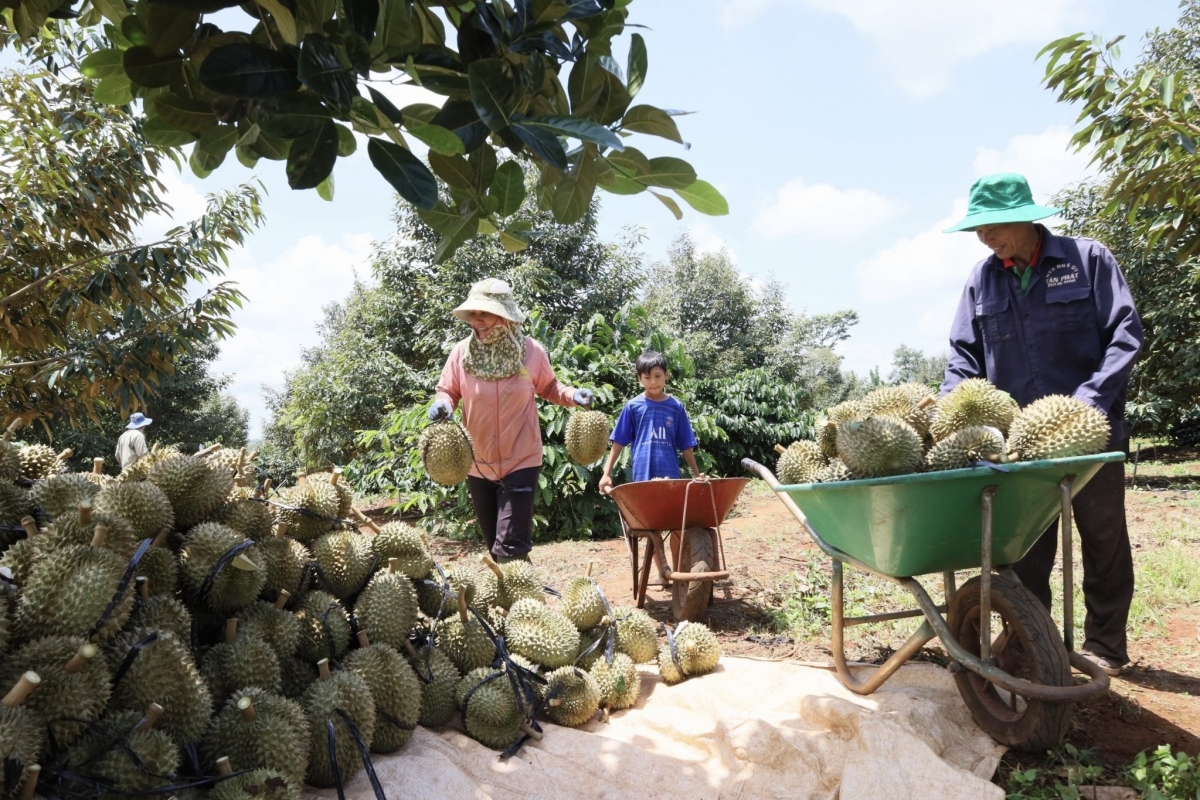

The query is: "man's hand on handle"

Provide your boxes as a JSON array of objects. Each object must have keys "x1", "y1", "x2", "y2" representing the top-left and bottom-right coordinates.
[
  {"x1": 428, "y1": 399, "x2": 453, "y2": 422},
  {"x1": 598, "y1": 474, "x2": 614, "y2": 494},
  {"x1": 573, "y1": 388, "x2": 594, "y2": 408}
]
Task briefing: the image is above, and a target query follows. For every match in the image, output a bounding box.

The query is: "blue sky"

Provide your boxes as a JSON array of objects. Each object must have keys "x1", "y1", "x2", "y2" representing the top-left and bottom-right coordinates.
[{"x1": 139, "y1": 0, "x2": 1181, "y2": 437}]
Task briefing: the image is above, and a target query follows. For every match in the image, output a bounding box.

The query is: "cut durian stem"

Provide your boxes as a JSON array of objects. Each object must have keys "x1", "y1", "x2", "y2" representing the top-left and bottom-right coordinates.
[
  {"x1": 152, "y1": 528, "x2": 170, "y2": 547},
  {"x1": 4, "y1": 418, "x2": 24, "y2": 440},
  {"x1": 90, "y1": 525, "x2": 109, "y2": 548},
  {"x1": 331, "y1": 468, "x2": 342, "y2": 486},
  {"x1": 401, "y1": 640, "x2": 417, "y2": 658},
  {"x1": 295, "y1": 473, "x2": 308, "y2": 488},
  {"x1": 225, "y1": 618, "x2": 239, "y2": 644},
  {"x1": 18, "y1": 765, "x2": 39, "y2": 800},
  {"x1": 317, "y1": 659, "x2": 332, "y2": 681},
  {"x1": 350, "y1": 507, "x2": 380, "y2": 533},
  {"x1": 274, "y1": 590, "x2": 291, "y2": 610},
  {"x1": 92, "y1": 457, "x2": 105, "y2": 475},
  {"x1": 275, "y1": 524, "x2": 288, "y2": 539},
  {"x1": 2, "y1": 672, "x2": 41, "y2": 707},
  {"x1": 196, "y1": 444, "x2": 222, "y2": 459},
  {"x1": 216, "y1": 756, "x2": 232, "y2": 776},
  {"x1": 356, "y1": 630, "x2": 370, "y2": 648},
  {"x1": 78, "y1": 501, "x2": 92, "y2": 525},
  {"x1": 457, "y1": 587, "x2": 469, "y2": 625},
  {"x1": 64, "y1": 643, "x2": 97, "y2": 675},
  {"x1": 57, "y1": 448, "x2": 73, "y2": 461},
  {"x1": 481, "y1": 554, "x2": 504, "y2": 580},
  {"x1": 586, "y1": 561, "x2": 594, "y2": 578},
  {"x1": 135, "y1": 702, "x2": 164, "y2": 731},
  {"x1": 387, "y1": 558, "x2": 399, "y2": 575},
  {"x1": 263, "y1": 478, "x2": 274, "y2": 494},
  {"x1": 20, "y1": 516, "x2": 37, "y2": 537},
  {"x1": 519, "y1": 722, "x2": 542, "y2": 741},
  {"x1": 238, "y1": 695, "x2": 257, "y2": 722},
  {"x1": 234, "y1": 449, "x2": 246, "y2": 472},
  {"x1": 773, "y1": 444, "x2": 786, "y2": 455},
  {"x1": 547, "y1": 698, "x2": 562, "y2": 708},
  {"x1": 137, "y1": 577, "x2": 150, "y2": 601},
  {"x1": 601, "y1": 706, "x2": 610, "y2": 724},
  {"x1": 918, "y1": 396, "x2": 936, "y2": 410}
]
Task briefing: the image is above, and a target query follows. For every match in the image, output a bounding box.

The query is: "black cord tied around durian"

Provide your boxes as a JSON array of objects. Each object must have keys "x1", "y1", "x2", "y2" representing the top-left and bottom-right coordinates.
[
  {"x1": 197, "y1": 539, "x2": 254, "y2": 604},
  {"x1": 86, "y1": 538, "x2": 152, "y2": 639}
]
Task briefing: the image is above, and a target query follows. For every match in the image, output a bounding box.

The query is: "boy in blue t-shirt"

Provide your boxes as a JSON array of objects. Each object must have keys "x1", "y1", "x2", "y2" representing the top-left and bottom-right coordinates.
[{"x1": 598, "y1": 351, "x2": 701, "y2": 495}]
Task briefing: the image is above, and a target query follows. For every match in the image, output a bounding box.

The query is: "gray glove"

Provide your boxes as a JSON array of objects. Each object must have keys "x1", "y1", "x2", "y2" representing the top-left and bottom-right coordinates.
[
  {"x1": 573, "y1": 388, "x2": 594, "y2": 408},
  {"x1": 428, "y1": 399, "x2": 453, "y2": 422}
]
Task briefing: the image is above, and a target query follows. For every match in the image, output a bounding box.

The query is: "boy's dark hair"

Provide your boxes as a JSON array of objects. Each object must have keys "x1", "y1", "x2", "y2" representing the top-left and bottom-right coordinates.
[{"x1": 635, "y1": 351, "x2": 669, "y2": 376}]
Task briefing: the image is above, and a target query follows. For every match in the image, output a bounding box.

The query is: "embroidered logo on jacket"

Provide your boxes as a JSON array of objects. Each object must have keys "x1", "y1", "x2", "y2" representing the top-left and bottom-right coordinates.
[{"x1": 1045, "y1": 263, "x2": 1082, "y2": 289}]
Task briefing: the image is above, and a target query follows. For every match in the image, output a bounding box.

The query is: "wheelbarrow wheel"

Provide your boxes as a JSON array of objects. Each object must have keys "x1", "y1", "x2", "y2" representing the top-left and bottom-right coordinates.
[
  {"x1": 948, "y1": 574, "x2": 1072, "y2": 753},
  {"x1": 671, "y1": 527, "x2": 714, "y2": 622}
]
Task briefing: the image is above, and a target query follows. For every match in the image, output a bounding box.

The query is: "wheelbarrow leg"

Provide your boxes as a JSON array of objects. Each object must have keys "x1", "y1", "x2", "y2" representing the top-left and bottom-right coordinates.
[
  {"x1": 637, "y1": 537, "x2": 655, "y2": 608},
  {"x1": 627, "y1": 533, "x2": 640, "y2": 606}
]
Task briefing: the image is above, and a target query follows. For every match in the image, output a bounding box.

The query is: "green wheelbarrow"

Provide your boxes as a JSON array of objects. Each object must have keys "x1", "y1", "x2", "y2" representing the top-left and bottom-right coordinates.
[{"x1": 742, "y1": 452, "x2": 1123, "y2": 752}]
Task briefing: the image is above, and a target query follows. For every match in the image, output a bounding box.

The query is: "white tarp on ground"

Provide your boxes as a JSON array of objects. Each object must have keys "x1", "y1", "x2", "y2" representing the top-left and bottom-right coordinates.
[{"x1": 304, "y1": 657, "x2": 1006, "y2": 800}]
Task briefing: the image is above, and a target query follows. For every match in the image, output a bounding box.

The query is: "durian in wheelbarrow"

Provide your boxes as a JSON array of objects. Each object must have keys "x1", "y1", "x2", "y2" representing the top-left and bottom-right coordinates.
[
  {"x1": 566, "y1": 409, "x2": 610, "y2": 466},
  {"x1": 420, "y1": 420, "x2": 474, "y2": 486},
  {"x1": 344, "y1": 631, "x2": 423, "y2": 754},
  {"x1": 504, "y1": 598, "x2": 580, "y2": 669},
  {"x1": 925, "y1": 426, "x2": 1006, "y2": 471},
  {"x1": 302, "y1": 659, "x2": 376, "y2": 788},
  {"x1": 202, "y1": 688, "x2": 309, "y2": 784},
  {"x1": 814, "y1": 457, "x2": 857, "y2": 483},
  {"x1": 775, "y1": 440, "x2": 826, "y2": 485},
  {"x1": 657, "y1": 621, "x2": 722, "y2": 685},
  {"x1": 816, "y1": 400, "x2": 865, "y2": 459},
  {"x1": 931, "y1": 378, "x2": 1019, "y2": 440},
  {"x1": 860, "y1": 385, "x2": 935, "y2": 438},
  {"x1": 1006, "y1": 395, "x2": 1111, "y2": 461},
  {"x1": 836, "y1": 417, "x2": 923, "y2": 478}
]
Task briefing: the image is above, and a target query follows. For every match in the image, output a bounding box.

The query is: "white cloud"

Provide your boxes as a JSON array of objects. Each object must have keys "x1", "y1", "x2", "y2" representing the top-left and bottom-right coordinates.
[
  {"x1": 753, "y1": 178, "x2": 900, "y2": 237},
  {"x1": 136, "y1": 165, "x2": 209, "y2": 242},
  {"x1": 721, "y1": 0, "x2": 1087, "y2": 98},
  {"x1": 212, "y1": 233, "x2": 374, "y2": 438},
  {"x1": 972, "y1": 124, "x2": 1095, "y2": 202},
  {"x1": 688, "y1": 222, "x2": 735, "y2": 260}
]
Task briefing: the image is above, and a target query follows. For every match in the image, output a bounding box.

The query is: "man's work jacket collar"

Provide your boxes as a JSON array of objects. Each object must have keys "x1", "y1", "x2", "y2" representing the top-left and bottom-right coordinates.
[{"x1": 985, "y1": 225, "x2": 1067, "y2": 288}]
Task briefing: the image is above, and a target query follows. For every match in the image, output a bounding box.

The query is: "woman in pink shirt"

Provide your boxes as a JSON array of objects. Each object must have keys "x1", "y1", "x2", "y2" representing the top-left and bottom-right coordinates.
[{"x1": 429, "y1": 278, "x2": 592, "y2": 562}]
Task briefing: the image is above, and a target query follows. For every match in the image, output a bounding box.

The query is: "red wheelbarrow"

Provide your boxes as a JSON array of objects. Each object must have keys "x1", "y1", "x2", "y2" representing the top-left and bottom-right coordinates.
[{"x1": 604, "y1": 477, "x2": 749, "y2": 622}]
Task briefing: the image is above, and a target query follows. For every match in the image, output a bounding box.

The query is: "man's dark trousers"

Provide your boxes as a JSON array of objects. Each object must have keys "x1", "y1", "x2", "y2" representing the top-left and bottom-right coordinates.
[{"x1": 1010, "y1": 448, "x2": 1133, "y2": 664}]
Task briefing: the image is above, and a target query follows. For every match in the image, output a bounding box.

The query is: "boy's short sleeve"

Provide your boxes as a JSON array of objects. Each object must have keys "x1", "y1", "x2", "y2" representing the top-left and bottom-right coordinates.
[
  {"x1": 611, "y1": 401, "x2": 635, "y2": 446},
  {"x1": 674, "y1": 400, "x2": 698, "y2": 450}
]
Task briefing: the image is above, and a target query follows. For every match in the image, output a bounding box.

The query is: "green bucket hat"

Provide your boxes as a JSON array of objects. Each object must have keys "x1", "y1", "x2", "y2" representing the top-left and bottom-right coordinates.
[{"x1": 944, "y1": 173, "x2": 1060, "y2": 233}]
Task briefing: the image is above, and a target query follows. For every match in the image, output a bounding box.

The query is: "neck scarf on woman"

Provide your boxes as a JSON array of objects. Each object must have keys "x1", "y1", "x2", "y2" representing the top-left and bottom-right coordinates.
[{"x1": 462, "y1": 322, "x2": 527, "y2": 380}]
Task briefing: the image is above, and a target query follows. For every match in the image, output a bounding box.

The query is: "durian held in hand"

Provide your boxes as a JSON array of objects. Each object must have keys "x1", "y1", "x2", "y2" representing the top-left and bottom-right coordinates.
[
  {"x1": 420, "y1": 419, "x2": 475, "y2": 486},
  {"x1": 566, "y1": 407, "x2": 611, "y2": 466},
  {"x1": 773, "y1": 381, "x2": 1111, "y2": 484}
]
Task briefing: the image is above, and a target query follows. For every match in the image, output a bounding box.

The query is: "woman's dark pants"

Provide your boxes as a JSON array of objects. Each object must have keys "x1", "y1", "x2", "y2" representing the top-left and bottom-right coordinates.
[{"x1": 467, "y1": 466, "x2": 541, "y2": 559}]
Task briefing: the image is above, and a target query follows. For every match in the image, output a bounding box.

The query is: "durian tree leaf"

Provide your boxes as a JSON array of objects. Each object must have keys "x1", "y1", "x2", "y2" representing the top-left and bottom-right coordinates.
[
  {"x1": 524, "y1": 115, "x2": 623, "y2": 152},
  {"x1": 407, "y1": 123, "x2": 464, "y2": 155},
  {"x1": 636, "y1": 157, "x2": 696, "y2": 189},
  {"x1": 606, "y1": 146, "x2": 650, "y2": 177},
  {"x1": 104, "y1": 21, "x2": 134, "y2": 49},
  {"x1": 366, "y1": 86, "x2": 404, "y2": 123},
  {"x1": 235, "y1": 145, "x2": 260, "y2": 167},
  {"x1": 620, "y1": 104, "x2": 682, "y2": 143},
  {"x1": 250, "y1": 130, "x2": 291, "y2": 160},
  {"x1": 255, "y1": 0, "x2": 298, "y2": 45},
  {"x1": 122, "y1": 46, "x2": 183, "y2": 88},
  {"x1": 510, "y1": 121, "x2": 567, "y2": 170},
  {"x1": 499, "y1": 227, "x2": 529, "y2": 252},
  {"x1": 431, "y1": 100, "x2": 489, "y2": 154},
  {"x1": 349, "y1": 95, "x2": 387, "y2": 134},
  {"x1": 342, "y1": 0, "x2": 379, "y2": 42},
  {"x1": 416, "y1": 202, "x2": 463, "y2": 233},
  {"x1": 145, "y1": 5, "x2": 199, "y2": 56},
  {"x1": 649, "y1": 190, "x2": 682, "y2": 220},
  {"x1": 120, "y1": 14, "x2": 148, "y2": 46},
  {"x1": 154, "y1": 93, "x2": 218, "y2": 132},
  {"x1": 674, "y1": 180, "x2": 728, "y2": 216},
  {"x1": 401, "y1": 102, "x2": 440, "y2": 125},
  {"x1": 80, "y1": 48, "x2": 125, "y2": 79},
  {"x1": 92, "y1": 0, "x2": 127, "y2": 24},
  {"x1": 198, "y1": 43, "x2": 301, "y2": 98},
  {"x1": 367, "y1": 138, "x2": 438, "y2": 210},
  {"x1": 144, "y1": 0, "x2": 243, "y2": 12},
  {"x1": 334, "y1": 123, "x2": 357, "y2": 156},
  {"x1": 427, "y1": 151, "x2": 475, "y2": 190},
  {"x1": 189, "y1": 146, "x2": 214, "y2": 178},
  {"x1": 552, "y1": 150, "x2": 597, "y2": 224},
  {"x1": 468, "y1": 58, "x2": 517, "y2": 132},
  {"x1": 378, "y1": 0, "x2": 418, "y2": 51},
  {"x1": 433, "y1": 210, "x2": 480, "y2": 263},
  {"x1": 93, "y1": 74, "x2": 134, "y2": 105},
  {"x1": 297, "y1": 33, "x2": 357, "y2": 109},
  {"x1": 468, "y1": 144, "x2": 497, "y2": 193},
  {"x1": 626, "y1": 32, "x2": 646, "y2": 98},
  {"x1": 317, "y1": 172, "x2": 335, "y2": 200},
  {"x1": 252, "y1": 91, "x2": 331, "y2": 138},
  {"x1": 596, "y1": 171, "x2": 646, "y2": 195},
  {"x1": 286, "y1": 119, "x2": 339, "y2": 190},
  {"x1": 143, "y1": 116, "x2": 197, "y2": 146},
  {"x1": 490, "y1": 160, "x2": 525, "y2": 217},
  {"x1": 192, "y1": 124, "x2": 238, "y2": 172}
]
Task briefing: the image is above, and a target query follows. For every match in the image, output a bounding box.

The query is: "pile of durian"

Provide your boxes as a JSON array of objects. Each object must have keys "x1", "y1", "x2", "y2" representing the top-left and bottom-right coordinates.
[
  {"x1": 0, "y1": 426, "x2": 721, "y2": 800},
  {"x1": 775, "y1": 379, "x2": 1112, "y2": 484}
]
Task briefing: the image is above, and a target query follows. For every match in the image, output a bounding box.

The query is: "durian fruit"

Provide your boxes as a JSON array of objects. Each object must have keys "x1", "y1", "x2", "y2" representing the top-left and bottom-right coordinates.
[
  {"x1": 504, "y1": 598, "x2": 580, "y2": 669},
  {"x1": 0, "y1": 423, "x2": 21, "y2": 482},
  {"x1": 279, "y1": 654, "x2": 318, "y2": 700},
  {"x1": 438, "y1": 588, "x2": 497, "y2": 674},
  {"x1": 815, "y1": 458, "x2": 857, "y2": 483},
  {"x1": 657, "y1": 642, "x2": 685, "y2": 685},
  {"x1": 0, "y1": 535, "x2": 40, "y2": 586},
  {"x1": 84, "y1": 457, "x2": 113, "y2": 487},
  {"x1": 114, "y1": 442, "x2": 179, "y2": 483},
  {"x1": 344, "y1": 631, "x2": 423, "y2": 754},
  {"x1": 294, "y1": 590, "x2": 351, "y2": 663},
  {"x1": 1, "y1": 637, "x2": 110, "y2": 746},
  {"x1": 590, "y1": 652, "x2": 641, "y2": 712},
  {"x1": 925, "y1": 426, "x2": 1006, "y2": 471},
  {"x1": 135, "y1": 531, "x2": 179, "y2": 597},
  {"x1": 215, "y1": 493, "x2": 274, "y2": 541},
  {"x1": 302, "y1": 659, "x2": 376, "y2": 788},
  {"x1": 565, "y1": 409, "x2": 611, "y2": 466},
  {"x1": 931, "y1": 378, "x2": 1019, "y2": 440},
  {"x1": 895, "y1": 381, "x2": 937, "y2": 406},
  {"x1": 179, "y1": 522, "x2": 265, "y2": 615},
  {"x1": 18, "y1": 444, "x2": 62, "y2": 481},
  {"x1": 573, "y1": 624, "x2": 610, "y2": 671},
  {"x1": 419, "y1": 420, "x2": 474, "y2": 486},
  {"x1": 543, "y1": 666, "x2": 601, "y2": 727},
  {"x1": 148, "y1": 452, "x2": 234, "y2": 529},
  {"x1": 418, "y1": 565, "x2": 477, "y2": 619},
  {"x1": 0, "y1": 672, "x2": 45, "y2": 798},
  {"x1": 206, "y1": 446, "x2": 256, "y2": 486},
  {"x1": 560, "y1": 575, "x2": 606, "y2": 631},
  {"x1": 96, "y1": 481, "x2": 174, "y2": 539},
  {"x1": 312, "y1": 530, "x2": 374, "y2": 599},
  {"x1": 16, "y1": 535, "x2": 136, "y2": 642},
  {"x1": 127, "y1": 588, "x2": 193, "y2": 640},
  {"x1": 0, "y1": 483, "x2": 30, "y2": 526},
  {"x1": 456, "y1": 667, "x2": 525, "y2": 750},
  {"x1": 354, "y1": 559, "x2": 418, "y2": 651},
  {"x1": 257, "y1": 526, "x2": 310, "y2": 601},
  {"x1": 774, "y1": 440, "x2": 826, "y2": 485},
  {"x1": 29, "y1": 473, "x2": 99, "y2": 520},
  {"x1": 108, "y1": 628, "x2": 213, "y2": 745},
  {"x1": 239, "y1": 595, "x2": 301, "y2": 660},
  {"x1": 817, "y1": 400, "x2": 864, "y2": 459},
  {"x1": 836, "y1": 417, "x2": 924, "y2": 478},
  {"x1": 370, "y1": 521, "x2": 432, "y2": 579},
  {"x1": 210, "y1": 767, "x2": 300, "y2": 800},
  {"x1": 273, "y1": 477, "x2": 340, "y2": 543},
  {"x1": 307, "y1": 469, "x2": 353, "y2": 518},
  {"x1": 202, "y1": 618, "x2": 283, "y2": 706},
  {"x1": 478, "y1": 555, "x2": 544, "y2": 610},
  {"x1": 1007, "y1": 395, "x2": 1112, "y2": 461},
  {"x1": 202, "y1": 688, "x2": 309, "y2": 784},
  {"x1": 612, "y1": 606, "x2": 658, "y2": 664},
  {"x1": 42, "y1": 501, "x2": 140, "y2": 557},
  {"x1": 658, "y1": 622, "x2": 722, "y2": 685},
  {"x1": 68, "y1": 705, "x2": 179, "y2": 795},
  {"x1": 860, "y1": 385, "x2": 935, "y2": 438},
  {"x1": 407, "y1": 643, "x2": 460, "y2": 728}
]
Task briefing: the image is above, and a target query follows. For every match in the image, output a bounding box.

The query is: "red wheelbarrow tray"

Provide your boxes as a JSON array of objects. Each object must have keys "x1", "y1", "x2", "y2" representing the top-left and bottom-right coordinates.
[
  {"x1": 607, "y1": 477, "x2": 750, "y2": 532},
  {"x1": 768, "y1": 452, "x2": 1126, "y2": 577}
]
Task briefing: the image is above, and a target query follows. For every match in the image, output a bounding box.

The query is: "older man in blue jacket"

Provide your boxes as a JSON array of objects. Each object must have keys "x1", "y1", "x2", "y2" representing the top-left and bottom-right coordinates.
[{"x1": 942, "y1": 173, "x2": 1143, "y2": 676}]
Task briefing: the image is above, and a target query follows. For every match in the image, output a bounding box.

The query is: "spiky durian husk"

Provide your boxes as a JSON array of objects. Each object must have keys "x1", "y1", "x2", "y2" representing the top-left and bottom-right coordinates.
[
  {"x1": 815, "y1": 457, "x2": 857, "y2": 483},
  {"x1": 565, "y1": 409, "x2": 611, "y2": 466},
  {"x1": 301, "y1": 669, "x2": 376, "y2": 788},
  {"x1": 0, "y1": 703, "x2": 43, "y2": 796},
  {"x1": 67, "y1": 709, "x2": 179, "y2": 794},
  {"x1": 108, "y1": 628, "x2": 213, "y2": 745},
  {"x1": 674, "y1": 621, "x2": 721, "y2": 677},
  {"x1": 96, "y1": 481, "x2": 174, "y2": 539},
  {"x1": 419, "y1": 421, "x2": 474, "y2": 486},
  {"x1": 925, "y1": 426, "x2": 1006, "y2": 472},
  {"x1": 354, "y1": 570, "x2": 418, "y2": 651},
  {"x1": 1006, "y1": 395, "x2": 1112, "y2": 461},
  {"x1": 590, "y1": 652, "x2": 641, "y2": 710},
  {"x1": 18, "y1": 443, "x2": 62, "y2": 481},
  {"x1": 370, "y1": 521, "x2": 432, "y2": 579},
  {"x1": 931, "y1": 378, "x2": 1019, "y2": 440},
  {"x1": 438, "y1": 613, "x2": 497, "y2": 674},
  {"x1": 202, "y1": 637, "x2": 283, "y2": 706},
  {"x1": 344, "y1": 645, "x2": 423, "y2": 754},
  {"x1": 408, "y1": 645, "x2": 459, "y2": 728},
  {"x1": 306, "y1": 472, "x2": 353, "y2": 518},
  {"x1": 127, "y1": 595, "x2": 192, "y2": 640},
  {"x1": 836, "y1": 417, "x2": 923, "y2": 478},
  {"x1": 456, "y1": 667, "x2": 523, "y2": 749},
  {"x1": 114, "y1": 443, "x2": 179, "y2": 483},
  {"x1": 612, "y1": 606, "x2": 657, "y2": 664},
  {"x1": 0, "y1": 537, "x2": 40, "y2": 586},
  {"x1": 257, "y1": 535, "x2": 310, "y2": 601},
  {"x1": 573, "y1": 626, "x2": 609, "y2": 670},
  {"x1": 17, "y1": 543, "x2": 135, "y2": 642},
  {"x1": 0, "y1": 482, "x2": 30, "y2": 526},
  {"x1": 895, "y1": 381, "x2": 937, "y2": 406},
  {"x1": 294, "y1": 591, "x2": 351, "y2": 663},
  {"x1": 504, "y1": 598, "x2": 580, "y2": 669},
  {"x1": 816, "y1": 400, "x2": 864, "y2": 460},
  {"x1": 29, "y1": 473, "x2": 99, "y2": 520},
  {"x1": 860, "y1": 385, "x2": 934, "y2": 437},
  {"x1": 279, "y1": 655, "x2": 317, "y2": 700},
  {"x1": 136, "y1": 544, "x2": 179, "y2": 597},
  {"x1": 239, "y1": 600, "x2": 301, "y2": 660},
  {"x1": 272, "y1": 482, "x2": 339, "y2": 543},
  {"x1": 43, "y1": 507, "x2": 140, "y2": 558},
  {"x1": 656, "y1": 642, "x2": 685, "y2": 685},
  {"x1": 215, "y1": 496, "x2": 274, "y2": 541},
  {"x1": 0, "y1": 439, "x2": 20, "y2": 482},
  {"x1": 210, "y1": 769, "x2": 301, "y2": 800},
  {"x1": 560, "y1": 577, "x2": 606, "y2": 631},
  {"x1": 544, "y1": 666, "x2": 600, "y2": 727},
  {"x1": 498, "y1": 560, "x2": 544, "y2": 609},
  {"x1": 776, "y1": 440, "x2": 826, "y2": 485},
  {"x1": 179, "y1": 523, "x2": 265, "y2": 615},
  {"x1": 149, "y1": 453, "x2": 234, "y2": 529},
  {"x1": 417, "y1": 566, "x2": 477, "y2": 619},
  {"x1": 312, "y1": 530, "x2": 374, "y2": 599},
  {"x1": 1, "y1": 635, "x2": 112, "y2": 746}
]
